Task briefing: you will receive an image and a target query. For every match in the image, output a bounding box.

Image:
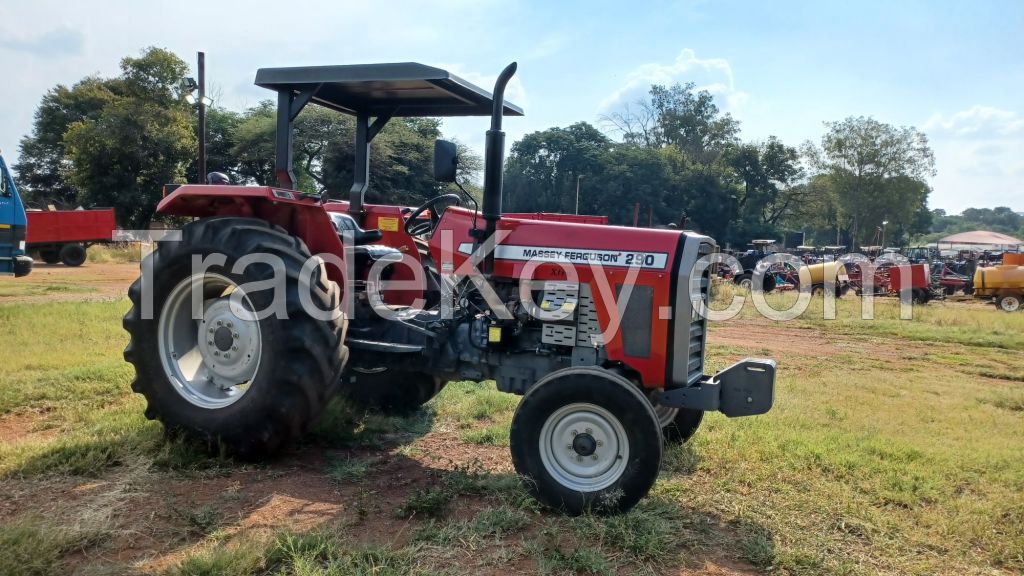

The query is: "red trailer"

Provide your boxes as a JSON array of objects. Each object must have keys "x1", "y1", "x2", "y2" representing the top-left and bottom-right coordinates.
[
  {"x1": 850, "y1": 261, "x2": 932, "y2": 303},
  {"x1": 26, "y1": 208, "x2": 117, "y2": 266}
]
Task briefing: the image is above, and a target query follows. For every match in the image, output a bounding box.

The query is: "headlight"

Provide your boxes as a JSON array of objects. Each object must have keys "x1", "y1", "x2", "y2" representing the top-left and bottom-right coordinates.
[{"x1": 18, "y1": 240, "x2": 25, "y2": 251}]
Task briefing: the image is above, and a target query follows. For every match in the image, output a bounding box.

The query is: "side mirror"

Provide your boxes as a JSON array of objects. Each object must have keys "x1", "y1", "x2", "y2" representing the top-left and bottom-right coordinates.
[{"x1": 433, "y1": 140, "x2": 458, "y2": 183}]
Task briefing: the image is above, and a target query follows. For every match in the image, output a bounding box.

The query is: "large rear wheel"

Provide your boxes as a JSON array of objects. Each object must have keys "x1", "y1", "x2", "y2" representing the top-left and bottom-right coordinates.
[
  {"x1": 123, "y1": 217, "x2": 348, "y2": 457},
  {"x1": 510, "y1": 367, "x2": 662, "y2": 515}
]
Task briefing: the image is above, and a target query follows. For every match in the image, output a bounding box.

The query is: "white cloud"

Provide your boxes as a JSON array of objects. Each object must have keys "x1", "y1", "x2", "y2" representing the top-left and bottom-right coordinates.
[
  {"x1": 598, "y1": 48, "x2": 749, "y2": 115},
  {"x1": 0, "y1": 25, "x2": 85, "y2": 57},
  {"x1": 924, "y1": 105, "x2": 1024, "y2": 137},
  {"x1": 923, "y1": 105, "x2": 1024, "y2": 211}
]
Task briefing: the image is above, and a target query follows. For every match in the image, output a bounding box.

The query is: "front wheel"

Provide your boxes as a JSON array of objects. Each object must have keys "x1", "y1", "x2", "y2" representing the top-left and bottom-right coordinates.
[
  {"x1": 123, "y1": 217, "x2": 348, "y2": 457},
  {"x1": 510, "y1": 367, "x2": 662, "y2": 515},
  {"x1": 655, "y1": 404, "x2": 704, "y2": 443}
]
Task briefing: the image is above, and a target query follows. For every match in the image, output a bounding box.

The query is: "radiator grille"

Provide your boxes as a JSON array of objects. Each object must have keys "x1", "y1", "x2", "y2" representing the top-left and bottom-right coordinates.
[{"x1": 686, "y1": 245, "x2": 713, "y2": 384}]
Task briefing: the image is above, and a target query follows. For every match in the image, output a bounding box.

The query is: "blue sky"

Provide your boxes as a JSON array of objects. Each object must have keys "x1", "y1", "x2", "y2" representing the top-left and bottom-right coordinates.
[{"x1": 0, "y1": 0, "x2": 1021, "y2": 212}]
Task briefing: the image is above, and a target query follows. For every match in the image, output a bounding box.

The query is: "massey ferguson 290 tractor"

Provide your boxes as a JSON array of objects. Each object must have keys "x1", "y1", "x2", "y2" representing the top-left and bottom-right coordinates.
[{"x1": 124, "y1": 62, "x2": 775, "y2": 514}]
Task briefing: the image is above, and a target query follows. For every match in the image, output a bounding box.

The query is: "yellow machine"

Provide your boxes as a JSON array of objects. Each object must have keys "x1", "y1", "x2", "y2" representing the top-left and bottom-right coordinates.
[
  {"x1": 974, "y1": 253, "x2": 1024, "y2": 312},
  {"x1": 799, "y1": 261, "x2": 850, "y2": 296}
]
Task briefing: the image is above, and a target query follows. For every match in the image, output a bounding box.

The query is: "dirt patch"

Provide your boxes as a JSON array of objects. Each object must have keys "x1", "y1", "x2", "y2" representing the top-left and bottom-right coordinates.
[
  {"x1": 710, "y1": 318, "x2": 936, "y2": 362},
  {"x1": 0, "y1": 261, "x2": 138, "y2": 304},
  {"x1": 0, "y1": 409, "x2": 58, "y2": 445}
]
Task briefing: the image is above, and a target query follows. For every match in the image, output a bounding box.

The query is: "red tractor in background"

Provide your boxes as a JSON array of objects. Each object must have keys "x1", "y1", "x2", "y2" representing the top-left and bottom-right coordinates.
[{"x1": 124, "y1": 62, "x2": 775, "y2": 514}]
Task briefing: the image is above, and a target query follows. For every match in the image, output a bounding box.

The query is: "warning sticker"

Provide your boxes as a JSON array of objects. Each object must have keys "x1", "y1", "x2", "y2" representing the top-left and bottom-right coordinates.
[{"x1": 378, "y1": 216, "x2": 400, "y2": 232}]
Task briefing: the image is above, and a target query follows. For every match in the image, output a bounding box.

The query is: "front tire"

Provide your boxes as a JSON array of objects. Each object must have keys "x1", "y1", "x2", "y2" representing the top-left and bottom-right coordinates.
[
  {"x1": 657, "y1": 406, "x2": 704, "y2": 443},
  {"x1": 510, "y1": 367, "x2": 662, "y2": 515},
  {"x1": 123, "y1": 217, "x2": 348, "y2": 458}
]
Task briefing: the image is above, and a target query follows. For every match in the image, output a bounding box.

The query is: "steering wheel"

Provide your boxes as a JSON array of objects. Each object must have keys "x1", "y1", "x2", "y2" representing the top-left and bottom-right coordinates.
[{"x1": 404, "y1": 194, "x2": 462, "y2": 237}]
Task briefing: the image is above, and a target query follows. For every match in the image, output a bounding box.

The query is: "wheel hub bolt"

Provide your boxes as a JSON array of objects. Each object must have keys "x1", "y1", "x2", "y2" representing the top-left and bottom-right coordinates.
[
  {"x1": 217, "y1": 320, "x2": 223, "y2": 326},
  {"x1": 227, "y1": 322, "x2": 233, "y2": 328},
  {"x1": 585, "y1": 428, "x2": 593, "y2": 434},
  {"x1": 572, "y1": 430, "x2": 578, "y2": 436},
  {"x1": 208, "y1": 340, "x2": 214, "y2": 346},
  {"x1": 233, "y1": 333, "x2": 239, "y2": 339},
  {"x1": 214, "y1": 351, "x2": 220, "y2": 356},
  {"x1": 596, "y1": 440, "x2": 603, "y2": 447},
  {"x1": 592, "y1": 455, "x2": 598, "y2": 461},
  {"x1": 224, "y1": 353, "x2": 230, "y2": 359},
  {"x1": 577, "y1": 455, "x2": 583, "y2": 462},
  {"x1": 232, "y1": 346, "x2": 238, "y2": 351}
]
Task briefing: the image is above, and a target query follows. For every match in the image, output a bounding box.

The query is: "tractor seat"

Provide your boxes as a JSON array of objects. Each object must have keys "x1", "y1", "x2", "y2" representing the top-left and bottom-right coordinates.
[{"x1": 329, "y1": 212, "x2": 383, "y2": 245}]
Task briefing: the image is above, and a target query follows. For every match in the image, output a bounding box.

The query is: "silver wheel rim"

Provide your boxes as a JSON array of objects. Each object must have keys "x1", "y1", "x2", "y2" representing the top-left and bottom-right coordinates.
[
  {"x1": 653, "y1": 404, "x2": 678, "y2": 428},
  {"x1": 1001, "y1": 296, "x2": 1021, "y2": 312},
  {"x1": 539, "y1": 402, "x2": 629, "y2": 492},
  {"x1": 739, "y1": 278, "x2": 752, "y2": 290},
  {"x1": 157, "y1": 273, "x2": 262, "y2": 409}
]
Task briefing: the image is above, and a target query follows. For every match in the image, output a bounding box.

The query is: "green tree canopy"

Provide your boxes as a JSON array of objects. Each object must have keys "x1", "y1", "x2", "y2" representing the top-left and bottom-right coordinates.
[{"x1": 804, "y1": 116, "x2": 935, "y2": 246}]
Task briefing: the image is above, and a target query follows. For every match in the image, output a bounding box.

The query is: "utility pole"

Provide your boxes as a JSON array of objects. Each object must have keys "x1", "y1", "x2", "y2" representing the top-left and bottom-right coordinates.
[
  {"x1": 198, "y1": 52, "x2": 207, "y2": 183},
  {"x1": 575, "y1": 174, "x2": 584, "y2": 215}
]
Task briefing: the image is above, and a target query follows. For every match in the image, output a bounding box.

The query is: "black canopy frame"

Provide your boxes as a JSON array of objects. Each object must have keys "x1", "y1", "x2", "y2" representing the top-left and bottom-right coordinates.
[{"x1": 255, "y1": 62, "x2": 523, "y2": 220}]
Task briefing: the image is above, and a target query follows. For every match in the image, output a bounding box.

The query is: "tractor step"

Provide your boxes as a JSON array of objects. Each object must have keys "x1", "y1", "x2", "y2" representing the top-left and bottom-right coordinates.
[{"x1": 345, "y1": 338, "x2": 423, "y2": 354}]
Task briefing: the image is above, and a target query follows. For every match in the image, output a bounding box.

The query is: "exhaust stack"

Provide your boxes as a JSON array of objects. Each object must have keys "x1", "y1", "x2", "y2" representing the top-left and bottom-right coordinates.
[{"x1": 481, "y1": 62, "x2": 517, "y2": 237}]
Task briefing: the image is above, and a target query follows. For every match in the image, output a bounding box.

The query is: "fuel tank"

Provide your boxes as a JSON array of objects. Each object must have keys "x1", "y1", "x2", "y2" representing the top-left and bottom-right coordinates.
[{"x1": 974, "y1": 257, "x2": 1024, "y2": 295}]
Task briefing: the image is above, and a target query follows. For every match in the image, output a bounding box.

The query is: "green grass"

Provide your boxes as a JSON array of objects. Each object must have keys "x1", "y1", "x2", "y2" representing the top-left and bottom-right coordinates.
[
  {"x1": 325, "y1": 454, "x2": 373, "y2": 482},
  {"x1": 169, "y1": 532, "x2": 428, "y2": 576},
  {"x1": 428, "y1": 380, "x2": 518, "y2": 445},
  {"x1": 0, "y1": 281, "x2": 96, "y2": 298},
  {"x1": 712, "y1": 282, "x2": 1024, "y2": 351},
  {"x1": 0, "y1": 517, "x2": 71, "y2": 576},
  {"x1": 86, "y1": 243, "x2": 142, "y2": 264},
  {"x1": 3, "y1": 292, "x2": 1024, "y2": 574}
]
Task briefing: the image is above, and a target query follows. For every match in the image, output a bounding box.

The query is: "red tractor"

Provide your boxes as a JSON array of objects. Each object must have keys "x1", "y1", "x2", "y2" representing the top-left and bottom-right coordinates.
[{"x1": 124, "y1": 62, "x2": 775, "y2": 514}]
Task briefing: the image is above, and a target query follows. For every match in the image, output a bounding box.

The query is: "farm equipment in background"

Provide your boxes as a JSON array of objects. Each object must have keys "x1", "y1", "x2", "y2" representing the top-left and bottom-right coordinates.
[
  {"x1": 798, "y1": 260, "x2": 850, "y2": 297},
  {"x1": 930, "y1": 261, "x2": 971, "y2": 296},
  {"x1": 123, "y1": 61, "x2": 776, "y2": 515},
  {"x1": 733, "y1": 239, "x2": 779, "y2": 292},
  {"x1": 25, "y1": 207, "x2": 117, "y2": 266},
  {"x1": 0, "y1": 152, "x2": 32, "y2": 277},
  {"x1": 848, "y1": 260, "x2": 932, "y2": 304},
  {"x1": 974, "y1": 253, "x2": 1024, "y2": 312}
]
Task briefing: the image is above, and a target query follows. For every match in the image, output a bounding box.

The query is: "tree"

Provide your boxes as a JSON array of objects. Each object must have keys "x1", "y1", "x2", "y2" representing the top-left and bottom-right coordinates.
[
  {"x1": 721, "y1": 136, "x2": 804, "y2": 243},
  {"x1": 15, "y1": 77, "x2": 118, "y2": 207},
  {"x1": 604, "y1": 82, "x2": 740, "y2": 163},
  {"x1": 62, "y1": 48, "x2": 194, "y2": 228},
  {"x1": 231, "y1": 102, "x2": 277, "y2": 186},
  {"x1": 805, "y1": 116, "x2": 935, "y2": 245},
  {"x1": 503, "y1": 122, "x2": 612, "y2": 214}
]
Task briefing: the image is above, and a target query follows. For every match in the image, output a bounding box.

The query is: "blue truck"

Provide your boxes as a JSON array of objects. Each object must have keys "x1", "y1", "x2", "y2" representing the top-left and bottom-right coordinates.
[{"x1": 0, "y1": 152, "x2": 32, "y2": 277}]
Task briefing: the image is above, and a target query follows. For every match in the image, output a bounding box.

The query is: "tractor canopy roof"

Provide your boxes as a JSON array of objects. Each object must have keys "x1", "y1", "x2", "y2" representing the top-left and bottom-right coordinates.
[{"x1": 254, "y1": 62, "x2": 524, "y2": 118}]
